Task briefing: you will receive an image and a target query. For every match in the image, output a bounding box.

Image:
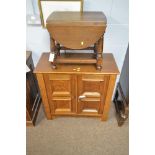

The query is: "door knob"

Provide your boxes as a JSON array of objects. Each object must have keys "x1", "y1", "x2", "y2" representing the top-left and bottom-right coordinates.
[{"x1": 78, "y1": 95, "x2": 86, "y2": 101}]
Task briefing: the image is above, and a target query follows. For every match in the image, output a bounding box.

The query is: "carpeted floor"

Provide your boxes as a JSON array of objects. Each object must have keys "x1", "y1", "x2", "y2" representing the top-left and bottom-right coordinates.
[{"x1": 26, "y1": 103, "x2": 128, "y2": 155}]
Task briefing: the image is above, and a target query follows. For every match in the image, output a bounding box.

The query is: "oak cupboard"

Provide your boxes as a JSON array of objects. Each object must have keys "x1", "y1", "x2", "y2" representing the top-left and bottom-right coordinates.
[{"x1": 34, "y1": 53, "x2": 119, "y2": 121}]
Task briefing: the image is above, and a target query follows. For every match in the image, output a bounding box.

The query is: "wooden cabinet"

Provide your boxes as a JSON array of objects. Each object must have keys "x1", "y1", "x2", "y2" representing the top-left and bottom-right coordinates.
[
  {"x1": 26, "y1": 51, "x2": 41, "y2": 126},
  {"x1": 34, "y1": 53, "x2": 119, "y2": 121}
]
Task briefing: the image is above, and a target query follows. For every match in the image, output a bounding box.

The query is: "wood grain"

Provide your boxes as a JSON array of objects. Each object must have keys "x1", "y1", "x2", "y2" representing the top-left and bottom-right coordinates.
[
  {"x1": 55, "y1": 53, "x2": 97, "y2": 64},
  {"x1": 43, "y1": 74, "x2": 76, "y2": 114},
  {"x1": 46, "y1": 11, "x2": 107, "y2": 49},
  {"x1": 101, "y1": 75, "x2": 117, "y2": 121},
  {"x1": 36, "y1": 73, "x2": 52, "y2": 119},
  {"x1": 47, "y1": 26, "x2": 105, "y2": 49},
  {"x1": 46, "y1": 11, "x2": 107, "y2": 68},
  {"x1": 35, "y1": 53, "x2": 119, "y2": 121},
  {"x1": 46, "y1": 11, "x2": 107, "y2": 26},
  {"x1": 34, "y1": 53, "x2": 119, "y2": 75},
  {"x1": 77, "y1": 74, "x2": 108, "y2": 114}
]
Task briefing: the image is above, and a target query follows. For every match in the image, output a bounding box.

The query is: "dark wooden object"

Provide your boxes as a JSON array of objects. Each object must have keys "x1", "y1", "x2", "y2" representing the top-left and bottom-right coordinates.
[
  {"x1": 113, "y1": 47, "x2": 129, "y2": 126},
  {"x1": 26, "y1": 51, "x2": 41, "y2": 126},
  {"x1": 113, "y1": 83, "x2": 129, "y2": 126},
  {"x1": 46, "y1": 11, "x2": 107, "y2": 70},
  {"x1": 34, "y1": 53, "x2": 119, "y2": 121}
]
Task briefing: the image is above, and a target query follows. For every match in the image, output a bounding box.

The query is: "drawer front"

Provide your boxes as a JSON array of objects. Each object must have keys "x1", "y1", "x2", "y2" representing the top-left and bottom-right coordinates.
[
  {"x1": 43, "y1": 74, "x2": 76, "y2": 114},
  {"x1": 77, "y1": 74, "x2": 109, "y2": 114}
]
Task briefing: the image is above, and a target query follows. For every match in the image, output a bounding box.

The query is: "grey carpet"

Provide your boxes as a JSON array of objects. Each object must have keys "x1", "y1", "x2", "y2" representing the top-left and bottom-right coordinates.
[{"x1": 26, "y1": 103, "x2": 128, "y2": 155}]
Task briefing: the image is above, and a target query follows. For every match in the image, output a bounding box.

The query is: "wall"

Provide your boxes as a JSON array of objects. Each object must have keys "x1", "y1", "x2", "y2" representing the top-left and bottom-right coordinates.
[{"x1": 26, "y1": 0, "x2": 129, "y2": 82}]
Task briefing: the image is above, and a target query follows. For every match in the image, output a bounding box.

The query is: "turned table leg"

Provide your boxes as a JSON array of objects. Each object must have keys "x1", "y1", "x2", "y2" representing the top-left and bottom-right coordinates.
[
  {"x1": 56, "y1": 43, "x2": 61, "y2": 56},
  {"x1": 50, "y1": 37, "x2": 57, "y2": 69},
  {"x1": 96, "y1": 36, "x2": 103, "y2": 70}
]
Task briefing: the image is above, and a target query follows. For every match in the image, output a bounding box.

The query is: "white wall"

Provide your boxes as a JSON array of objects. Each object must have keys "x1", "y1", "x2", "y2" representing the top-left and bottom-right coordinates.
[
  {"x1": 26, "y1": 0, "x2": 34, "y2": 14},
  {"x1": 26, "y1": 0, "x2": 129, "y2": 80}
]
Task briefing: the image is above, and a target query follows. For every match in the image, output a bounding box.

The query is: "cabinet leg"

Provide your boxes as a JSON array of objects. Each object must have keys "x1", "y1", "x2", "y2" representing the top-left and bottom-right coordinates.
[{"x1": 56, "y1": 43, "x2": 61, "y2": 56}]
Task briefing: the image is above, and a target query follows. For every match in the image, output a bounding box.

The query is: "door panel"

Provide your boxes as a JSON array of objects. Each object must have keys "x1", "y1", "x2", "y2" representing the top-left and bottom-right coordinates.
[
  {"x1": 77, "y1": 75, "x2": 109, "y2": 114},
  {"x1": 43, "y1": 74, "x2": 76, "y2": 114}
]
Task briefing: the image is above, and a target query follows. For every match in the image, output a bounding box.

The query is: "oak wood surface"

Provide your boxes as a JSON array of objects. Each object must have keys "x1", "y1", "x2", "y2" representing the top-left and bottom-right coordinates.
[
  {"x1": 101, "y1": 75, "x2": 117, "y2": 121},
  {"x1": 35, "y1": 53, "x2": 119, "y2": 121},
  {"x1": 36, "y1": 74, "x2": 52, "y2": 119},
  {"x1": 43, "y1": 74, "x2": 76, "y2": 114},
  {"x1": 77, "y1": 74, "x2": 109, "y2": 114},
  {"x1": 46, "y1": 11, "x2": 107, "y2": 26},
  {"x1": 55, "y1": 53, "x2": 97, "y2": 64},
  {"x1": 34, "y1": 53, "x2": 119, "y2": 74},
  {"x1": 48, "y1": 26, "x2": 105, "y2": 49},
  {"x1": 46, "y1": 11, "x2": 107, "y2": 49}
]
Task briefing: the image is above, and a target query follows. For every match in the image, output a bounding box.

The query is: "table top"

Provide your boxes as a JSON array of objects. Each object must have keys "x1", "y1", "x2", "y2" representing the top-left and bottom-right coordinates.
[
  {"x1": 34, "y1": 53, "x2": 119, "y2": 75},
  {"x1": 46, "y1": 11, "x2": 107, "y2": 26}
]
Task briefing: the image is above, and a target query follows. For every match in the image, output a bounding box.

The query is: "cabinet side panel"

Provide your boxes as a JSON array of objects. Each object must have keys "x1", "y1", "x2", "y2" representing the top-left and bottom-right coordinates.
[
  {"x1": 101, "y1": 74, "x2": 117, "y2": 121},
  {"x1": 36, "y1": 73, "x2": 52, "y2": 119}
]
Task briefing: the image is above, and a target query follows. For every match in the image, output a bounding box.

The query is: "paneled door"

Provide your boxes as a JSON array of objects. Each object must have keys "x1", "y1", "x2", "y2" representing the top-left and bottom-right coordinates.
[
  {"x1": 44, "y1": 74, "x2": 76, "y2": 114},
  {"x1": 77, "y1": 75, "x2": 109, "y2": 114}
]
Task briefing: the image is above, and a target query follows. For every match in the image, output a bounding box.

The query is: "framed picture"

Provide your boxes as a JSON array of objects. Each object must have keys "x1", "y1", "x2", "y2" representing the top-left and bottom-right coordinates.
[{"x1": 38, "y1": 0, "x2": 83, "y2": 28}]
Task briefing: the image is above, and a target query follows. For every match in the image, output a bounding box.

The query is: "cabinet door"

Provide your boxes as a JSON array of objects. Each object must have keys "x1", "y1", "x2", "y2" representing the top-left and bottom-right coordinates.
[
  {"x1": 44, "y1": 74, "x2": 76, "y2": 114},
  {"x1": 77, "y1": 75, "x2": 109, "y2": 114}
]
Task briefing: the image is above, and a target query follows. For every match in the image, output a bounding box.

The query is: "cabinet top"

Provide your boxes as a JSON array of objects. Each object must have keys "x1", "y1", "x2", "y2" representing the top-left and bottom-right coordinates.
[
  {"x1": 34, "y1": 53, "x2": 119, "y2": 75},
  {"x1": 46, "y1": 11, "x2": 107, "y2": 26}
]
